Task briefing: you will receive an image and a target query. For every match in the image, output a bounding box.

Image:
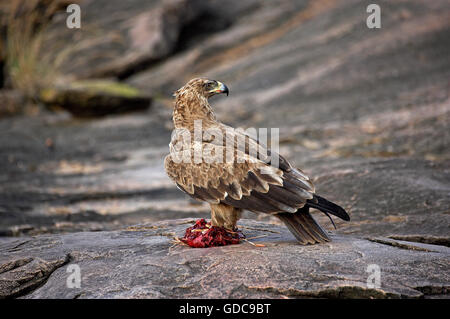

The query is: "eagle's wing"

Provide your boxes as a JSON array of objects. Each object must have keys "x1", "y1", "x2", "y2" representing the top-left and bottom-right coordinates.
[{"x1": 164, "y1": 128, "x2": 315, "y2": 214}]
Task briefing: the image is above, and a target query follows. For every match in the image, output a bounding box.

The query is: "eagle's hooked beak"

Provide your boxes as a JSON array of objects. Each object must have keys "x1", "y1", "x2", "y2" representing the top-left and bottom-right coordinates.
[{"x1": 212, "y1": 81, "x2": 229, "y2": 96}]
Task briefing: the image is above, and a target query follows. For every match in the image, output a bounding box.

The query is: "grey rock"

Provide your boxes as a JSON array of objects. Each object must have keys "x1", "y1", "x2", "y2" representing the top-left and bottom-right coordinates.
[
  {"x1": 0, "y1": 219, "x2": 448, "y2": 299},
  {"x1": 43, "y1": 0, "x2": 249, "y2": 80},
  {"x1": 0, "y1": 0, "x2": 449, "y2": 299}
]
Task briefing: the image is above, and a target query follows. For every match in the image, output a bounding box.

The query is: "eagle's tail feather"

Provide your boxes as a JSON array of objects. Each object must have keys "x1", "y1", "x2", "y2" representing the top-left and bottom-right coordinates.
[{"x1": 276, "y1": 206, "x2": 330, "y2": 244}]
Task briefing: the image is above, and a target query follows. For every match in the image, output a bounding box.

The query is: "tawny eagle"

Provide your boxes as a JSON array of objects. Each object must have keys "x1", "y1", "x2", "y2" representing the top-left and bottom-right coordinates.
[{"x1": 165, "y1": 78, "x2": 350, "y2": 245}]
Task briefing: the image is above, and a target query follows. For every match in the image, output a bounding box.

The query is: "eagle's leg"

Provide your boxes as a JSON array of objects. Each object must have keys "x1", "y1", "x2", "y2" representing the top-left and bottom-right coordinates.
[{"x1": 210, "y1": 203, "x2": 242, "y2": 230}]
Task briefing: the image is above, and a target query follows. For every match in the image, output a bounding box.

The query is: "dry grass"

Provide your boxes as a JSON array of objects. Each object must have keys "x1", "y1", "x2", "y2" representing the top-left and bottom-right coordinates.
[{"x1": 4, "y1": 0, "x2": 74, "y2": 99}]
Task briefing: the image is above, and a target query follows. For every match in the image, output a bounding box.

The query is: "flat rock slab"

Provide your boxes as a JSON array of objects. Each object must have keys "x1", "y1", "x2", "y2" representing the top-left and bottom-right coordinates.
[
  {"x1": 2, "y1": 0, "x2": 449, "y2": 239},
  {"x1": 0, "y1": 219, "x2": 448, "y2": 299}
]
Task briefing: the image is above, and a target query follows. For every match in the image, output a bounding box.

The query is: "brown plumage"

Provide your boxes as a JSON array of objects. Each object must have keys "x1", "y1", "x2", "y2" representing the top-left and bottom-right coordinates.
[{"x1": 164, "y1": 78, "x2": 350, "y2": 245}]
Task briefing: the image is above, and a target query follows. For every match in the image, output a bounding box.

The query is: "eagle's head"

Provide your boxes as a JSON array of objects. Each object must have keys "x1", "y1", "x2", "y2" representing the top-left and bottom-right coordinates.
[{"x1": 174, "y1": 78, "x2": 229, "y2": 99}]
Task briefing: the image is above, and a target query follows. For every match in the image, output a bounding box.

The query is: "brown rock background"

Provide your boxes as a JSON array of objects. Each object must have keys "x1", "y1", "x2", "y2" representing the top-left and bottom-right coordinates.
[{"x1": 0, "y1": 0, "x2": 449, "y2": 298}]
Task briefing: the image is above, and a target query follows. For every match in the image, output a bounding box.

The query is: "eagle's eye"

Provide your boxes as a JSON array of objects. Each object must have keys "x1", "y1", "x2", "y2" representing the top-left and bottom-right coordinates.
[{"x1": 205, "y1": 81, "x2": 216, "y2": 90}]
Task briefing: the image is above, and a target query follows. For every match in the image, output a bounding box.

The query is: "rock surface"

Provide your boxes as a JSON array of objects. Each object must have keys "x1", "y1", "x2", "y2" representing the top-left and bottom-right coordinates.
[
  {"x1": 1, "y1": 0, "x2": 448, "y2": 239},
  {"x1": 43, "y1": 0, "x2": 251, "y2": 80},
  {"x1": 0, "y1": 219, "x2": 448, "y2": 299},
  {"x1": 0, "y1": 0, "x2": 449, "y2": 299}
]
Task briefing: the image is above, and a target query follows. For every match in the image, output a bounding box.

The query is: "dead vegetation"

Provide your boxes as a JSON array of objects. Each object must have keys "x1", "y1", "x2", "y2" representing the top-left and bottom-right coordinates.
[{"x1": 3, "y1": 0, "x2": 74, "y2": 100}]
